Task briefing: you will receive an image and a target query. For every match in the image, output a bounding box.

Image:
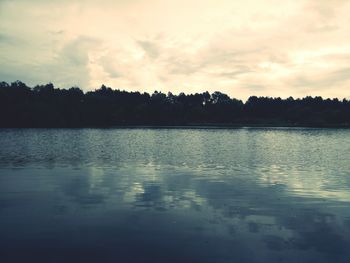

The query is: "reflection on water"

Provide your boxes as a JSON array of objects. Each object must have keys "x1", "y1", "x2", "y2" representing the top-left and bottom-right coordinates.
[{"x1": 0, "y1": 128, "x2": 350, "y2": 262}]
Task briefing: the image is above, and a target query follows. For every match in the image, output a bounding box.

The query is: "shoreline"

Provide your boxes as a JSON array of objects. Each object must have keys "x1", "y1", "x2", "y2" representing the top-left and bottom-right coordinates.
[{"x1": 1, "y1": 124, "x2": 350, "y2": 129}]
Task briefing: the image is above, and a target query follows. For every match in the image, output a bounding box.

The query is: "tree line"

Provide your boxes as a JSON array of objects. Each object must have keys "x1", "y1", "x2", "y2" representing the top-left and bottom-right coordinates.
[{"x1": 0, "y1": 80, "x2": 349, "y2": 127}]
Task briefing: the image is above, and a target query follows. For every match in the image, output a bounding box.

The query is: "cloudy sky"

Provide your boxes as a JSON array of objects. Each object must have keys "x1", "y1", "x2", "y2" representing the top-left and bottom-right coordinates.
[{"x1": 0, "y1": 0, "x2": 350, "y2": 99}]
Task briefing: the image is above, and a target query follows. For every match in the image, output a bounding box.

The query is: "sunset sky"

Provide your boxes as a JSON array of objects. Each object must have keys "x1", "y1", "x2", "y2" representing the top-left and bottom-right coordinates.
[{"x1": 1, "y1": 0, "x2": 350, "y2": 100}]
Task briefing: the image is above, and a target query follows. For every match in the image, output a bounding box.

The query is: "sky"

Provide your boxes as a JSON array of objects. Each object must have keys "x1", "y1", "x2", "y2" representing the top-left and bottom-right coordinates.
[{"x1": 0, "y1": 0, "x2": 350, "y2": 100}]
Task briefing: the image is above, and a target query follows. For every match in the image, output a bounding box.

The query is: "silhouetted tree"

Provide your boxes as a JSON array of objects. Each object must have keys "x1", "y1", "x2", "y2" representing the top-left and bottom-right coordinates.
[{"x1": 0, "y1": 80, "x2": 349, "y2": 127}]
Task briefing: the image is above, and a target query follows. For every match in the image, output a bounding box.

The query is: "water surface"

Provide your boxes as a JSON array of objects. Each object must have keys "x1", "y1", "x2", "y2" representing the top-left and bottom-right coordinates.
[{"x1": 0, "y1": 128, "x2": 350, "y2": 262}]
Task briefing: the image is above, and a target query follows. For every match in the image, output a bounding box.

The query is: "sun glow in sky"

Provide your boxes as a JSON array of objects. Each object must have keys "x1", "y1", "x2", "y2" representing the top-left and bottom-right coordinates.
[{"x1": 1, "y1": 0, "x2": 350, "y2": 99}]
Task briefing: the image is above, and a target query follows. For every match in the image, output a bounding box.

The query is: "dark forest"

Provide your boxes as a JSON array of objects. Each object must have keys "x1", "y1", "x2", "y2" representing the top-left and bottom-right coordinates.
[{"x1": 1, "y1": 81, "x2": 349, "y2": 128}]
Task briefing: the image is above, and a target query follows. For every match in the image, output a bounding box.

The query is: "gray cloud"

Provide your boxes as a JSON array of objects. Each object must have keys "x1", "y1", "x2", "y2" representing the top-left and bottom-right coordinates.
[
  {"x1": 61, "y1": 36, "x2": 99, "y2": 66},
  {"x1": 292, "y1": 67, "x2": 350, "y2": 89},
  {"x1": 218, "y1": 70, "x2": 253, "y2": 78},
  {"x1": 0, "y1": 33, "x2": 12, "y2": 44},
  {"x1": 165, "y1": 56, "x2": 203, "y2": 75},
  {"x1": 46, "y1": 36, "x2": 101, "y2": 88},
  {"x1": 137, "y1": 40, "x2": 159, "y2": 59},
  {"x1": 306, "y1": 0, "x2": 349, "y2": 20},
  {"x1": 162, "y1": 47, "x2": 261, "y2": 77},
  {"x1": 244, "y1": 84, "x2": 266, "y2": 91},
  {"x1": 0, "y1": 36, "x2": 101, "y2": 89},
  {"x1": 0, "y1": 33, "x2": 24, "y2": 46},
  {"x1": 99, "y1": 55, "x2": 122, "y2": 79}
]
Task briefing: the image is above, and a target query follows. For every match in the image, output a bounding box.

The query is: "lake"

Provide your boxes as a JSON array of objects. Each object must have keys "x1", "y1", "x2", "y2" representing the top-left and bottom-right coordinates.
[{"x1": 0, "y1": 128, "x2": 349, "y2": 263}]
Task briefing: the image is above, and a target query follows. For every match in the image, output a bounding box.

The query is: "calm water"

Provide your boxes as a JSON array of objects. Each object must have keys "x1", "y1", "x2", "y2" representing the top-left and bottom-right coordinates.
[{"x1": 0, "y1": 128, "x2": 350, "y2": 263}]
